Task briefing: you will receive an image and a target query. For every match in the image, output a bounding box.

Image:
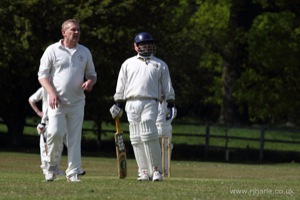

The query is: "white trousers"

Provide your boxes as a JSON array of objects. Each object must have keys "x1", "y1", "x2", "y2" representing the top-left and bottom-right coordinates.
[
  {"x1": 47, "y1": 102, "x2": 84, "y2": 177},
  {"x1": 126, "y1": 99, "x2": 162, "y2": 177},
  {"x1": 39, "y1": 135, "x2": 48, "y2": 170},
  {"x1": 39, "y1": 134, "x2": 65, "y2": 171}
]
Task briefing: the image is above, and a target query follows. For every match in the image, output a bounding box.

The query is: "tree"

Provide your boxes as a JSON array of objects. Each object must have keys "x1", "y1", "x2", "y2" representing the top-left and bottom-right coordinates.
[
  {"x1": 237, "y1": 10, "x2": 300, "y2": 124},
  {"x1": 0, "y1": 0, "x2": 197, "y2": 146},
  {"x1": 2, "y1": 0, "x2": 300, "y2": 149},
  {"x1": 0, "y1": 0, "x2": 84, "y2": 146}
]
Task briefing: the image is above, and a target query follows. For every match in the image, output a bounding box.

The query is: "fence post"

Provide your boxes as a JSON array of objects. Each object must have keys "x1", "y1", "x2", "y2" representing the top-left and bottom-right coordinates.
[
  {"x1": 259, "y1": 126, "x2": 265, "y2": 162},
  {"x1": 224, "y1": 126, "x2": 229, "y2": 162},
  {"x1": 97, "y1": 128, "x2": 102, "y2": 151},
  {"x1": 205, "y1": 123, "x2": 210, "y2": 159}
]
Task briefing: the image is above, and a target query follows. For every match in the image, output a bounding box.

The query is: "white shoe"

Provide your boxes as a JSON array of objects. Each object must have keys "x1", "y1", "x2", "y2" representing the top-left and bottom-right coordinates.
[
  {"x1": 42, "y1": 169, "x2": 48, "y2": 175},
  {"x1": 137, "y1": 174, "x2": 150, "y2": 181},
  {"x1": 41, "y1": 165, "x2": 47, "y2": 175},
  {"x1": 41, "y1": 163, "x2": 47, "y2": 174},
  {"x1": 45, "y1": 170, "x2": 56, "y2": 181},
  {"x1": 78, "y1": 169, "x2": 86, "y2": 176},
  {"x1": 152, "y1": 171, "x2": 163, "y2": 181},
  {"x1": 67, "y1": 174, "x2": 81, "y2": 182}
]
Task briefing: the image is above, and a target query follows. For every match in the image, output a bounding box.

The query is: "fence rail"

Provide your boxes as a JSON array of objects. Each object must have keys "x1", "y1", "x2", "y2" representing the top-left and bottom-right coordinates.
[
  {"x1": 1, "y1": 121, "x2": 300, "y2": 162},
  {"x1": 169, "y1": 124, "x2": 300, "y2": 162}
]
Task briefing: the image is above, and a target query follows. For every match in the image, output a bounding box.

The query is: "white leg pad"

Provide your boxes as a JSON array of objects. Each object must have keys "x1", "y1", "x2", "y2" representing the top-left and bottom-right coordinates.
[
  {"x1": 129, "y1": 123, "x2": 148, "y2": 175},
  {"x1": 140, "y1": 120, "x2": 162, "y2": 177},
  {"x1": 144, "y1": 139, "x2": 162, "y2": 177}
]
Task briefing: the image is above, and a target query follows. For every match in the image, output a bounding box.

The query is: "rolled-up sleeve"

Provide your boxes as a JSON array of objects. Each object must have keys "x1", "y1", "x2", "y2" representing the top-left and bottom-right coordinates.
[
  {"x1": 114, "y1": 64, "x2": 127, "y2": 101},
  {"x1": 85, "y1": 49, "x2": 97, "y2": 79},
  {"x1": 161, "y1": 64, "x2": 175, "y2": 101},
  {"x1": 38, "y1": 46, "x2": 53, "y2": 80}
]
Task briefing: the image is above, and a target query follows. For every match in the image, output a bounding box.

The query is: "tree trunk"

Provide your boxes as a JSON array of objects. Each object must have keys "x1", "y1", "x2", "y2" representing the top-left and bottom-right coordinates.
[
  {"x1": 219, "y1": 62, "x2": 239, "y2": 124},
  {"x1": 6, "y1": 116, "x2": 25, "y2": 147},
  {"x1": 2, "y1": 96, "x2": 27, "y2": 147},
  {"x1": 218, "y1": 0, "x2": 261, "y2": 125}
]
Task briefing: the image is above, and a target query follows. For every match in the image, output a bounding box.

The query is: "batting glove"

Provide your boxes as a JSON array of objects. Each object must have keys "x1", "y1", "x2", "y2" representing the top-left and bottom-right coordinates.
[
  {"x1": 166, "y1": 102, "x2": 177, "y2": 121},
  {"x1": 109, "y1": 103, "x2": 123, "y2": 119},
  {"x1": 37, "y1": 123, "x2": 46, "y2": 135}
]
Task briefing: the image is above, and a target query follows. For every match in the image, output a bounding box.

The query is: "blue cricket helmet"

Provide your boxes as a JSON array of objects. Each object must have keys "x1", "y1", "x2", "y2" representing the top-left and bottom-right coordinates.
[{"x1": 134, "y1": 32, "x2": 154, "y2": 44}]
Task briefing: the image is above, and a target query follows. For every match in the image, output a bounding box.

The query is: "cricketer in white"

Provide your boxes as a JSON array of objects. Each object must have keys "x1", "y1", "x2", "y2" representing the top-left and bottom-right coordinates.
[
  {"x1": 29, "y1": 87, "x2": 55, "y2": 174},
  {"x1": 29, "y1": 87, "x2": 86, "y2": 176},
  {"x1": 156, "y1": 100, "x2": 175, "y2": 176},
  {"x1": 110, "y1": 32, "x2": 176, "y2": 181},
  {"x1": 38, "y1": 19, "x2": 97, "y2": 182}
]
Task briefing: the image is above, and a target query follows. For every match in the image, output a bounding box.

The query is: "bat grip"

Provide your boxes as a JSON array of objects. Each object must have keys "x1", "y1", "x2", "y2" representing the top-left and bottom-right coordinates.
[{"x1": 115, "y1": 116, "x2": 121, "y2": 133}]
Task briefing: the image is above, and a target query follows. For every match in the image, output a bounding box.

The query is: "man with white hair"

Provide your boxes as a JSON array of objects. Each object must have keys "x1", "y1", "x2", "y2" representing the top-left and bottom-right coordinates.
[{"x1": 38, "y1": 19, "x2": 97, "y2": 182}]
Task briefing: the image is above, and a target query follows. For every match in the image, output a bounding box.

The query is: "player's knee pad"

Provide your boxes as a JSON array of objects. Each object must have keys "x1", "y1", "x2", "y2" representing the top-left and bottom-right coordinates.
[
  {"x1": 140, "y1": 120, "x2": 159, "y2": 142},
  {"x1": 129, "y1": 123, "x2": 141, "y2": 145},
  {"x1": 157, "y1": 124, "x2": 163, "y2": 137}
]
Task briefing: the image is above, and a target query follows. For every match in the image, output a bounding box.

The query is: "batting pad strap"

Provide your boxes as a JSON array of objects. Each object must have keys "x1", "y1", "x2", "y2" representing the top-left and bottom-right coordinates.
[{"x1": 140, "y1": 120, "x2": 159, "y2": 142}]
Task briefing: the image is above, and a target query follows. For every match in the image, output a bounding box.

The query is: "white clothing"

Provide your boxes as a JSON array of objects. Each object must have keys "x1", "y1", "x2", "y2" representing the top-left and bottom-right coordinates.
[
  {"x1": 157, "y1": 101, "x2": 173, "y2": 138},
  {"x1": 156, "y1": 101, "x2": 172, "y2": 126},
  {"x1": 38, "y1": 39, "x2": 97, "y2": 177},
  {"x1": 47, "y1": 104, "x2": 84, "y2": 176},
  {"x1": 29, "y1": 87, "x2": 48, "y2": 123},
  {"x1": 38, "y1": 40, "x2": 97, "y2": 105},
  {"x1": 156, "y1": 101, "x2": 173, "y2": 175},
  {"x1": 114, "y1": 55, "x2": 175, "y2": 102},
  {"x1": 114, "y1": 54, "x2": 175, "y2": 178},
  {"x1": 29, "y1": 87, "x2": 64, "y2": 173}
]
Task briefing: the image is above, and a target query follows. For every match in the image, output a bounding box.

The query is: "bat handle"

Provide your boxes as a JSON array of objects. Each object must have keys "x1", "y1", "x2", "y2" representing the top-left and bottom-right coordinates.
[{"x1": 115, "y1": 116, "x2": 121, "y2": 133}]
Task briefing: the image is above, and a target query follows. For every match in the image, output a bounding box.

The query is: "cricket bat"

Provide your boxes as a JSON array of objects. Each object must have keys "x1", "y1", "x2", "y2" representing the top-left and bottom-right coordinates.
[
  {"x1": 42, "y1": 132, "x2": 48, "y2": 156},
  {"x1": 37, "y1": 123, "x2": 48, "y2": 156},
  {"x1": 114, "y1": 116, "x2": 127, "y2": 179}
]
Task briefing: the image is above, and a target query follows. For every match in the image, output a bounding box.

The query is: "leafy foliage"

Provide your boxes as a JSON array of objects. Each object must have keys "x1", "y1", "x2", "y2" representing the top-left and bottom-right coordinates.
[
  {"x1": 1, "y1": 0, "x2": 300, "y2": 146},
  {"x1": 237, "y1": 11, "x2": 300, "y2": 123}
]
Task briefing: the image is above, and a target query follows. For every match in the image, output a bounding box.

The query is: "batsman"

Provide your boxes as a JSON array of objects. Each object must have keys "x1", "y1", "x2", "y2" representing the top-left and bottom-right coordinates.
[{"x1": 110, "y1": 32, "x2": 176, "y2": 181}]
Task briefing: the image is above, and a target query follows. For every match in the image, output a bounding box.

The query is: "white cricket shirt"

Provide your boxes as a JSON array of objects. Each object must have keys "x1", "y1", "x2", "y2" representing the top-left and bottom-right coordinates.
[
  {"x1": 29, "y1": 87, "x2": 48, "y2": 123},
  {"x1": 38, "y1": 40, "x2": 97, "y2": 105},
  {"x1": 114, "y1": 55, "x2": 175, "y2": 102}
]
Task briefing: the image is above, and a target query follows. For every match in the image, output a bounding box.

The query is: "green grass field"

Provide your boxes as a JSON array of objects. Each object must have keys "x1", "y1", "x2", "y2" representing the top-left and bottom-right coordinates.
[{"x1": 0, "y1": 152, "x2": 299, "y2": 200}]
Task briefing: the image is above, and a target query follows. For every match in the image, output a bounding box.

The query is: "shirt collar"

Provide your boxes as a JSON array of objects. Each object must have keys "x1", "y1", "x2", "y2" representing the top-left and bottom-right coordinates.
[
  {"x1": 137, "y1": 55, "x2": 152, "y2": 62},
  {"x1": 58, "y1": 39, "x2": 79, "y2": 49}
]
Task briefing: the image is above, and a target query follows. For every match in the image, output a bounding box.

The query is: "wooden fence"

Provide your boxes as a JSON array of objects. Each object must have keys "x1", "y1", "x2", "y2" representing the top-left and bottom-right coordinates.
[
  {"x1": 81, "y1": 123, "x2": 300, "y2": 162},
  {"x1": 2, "y1": 121, "x2": 300, "y2": 162},
  {"x1": 172, "y1": 124, "x2": 300, "y2": 162}
]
